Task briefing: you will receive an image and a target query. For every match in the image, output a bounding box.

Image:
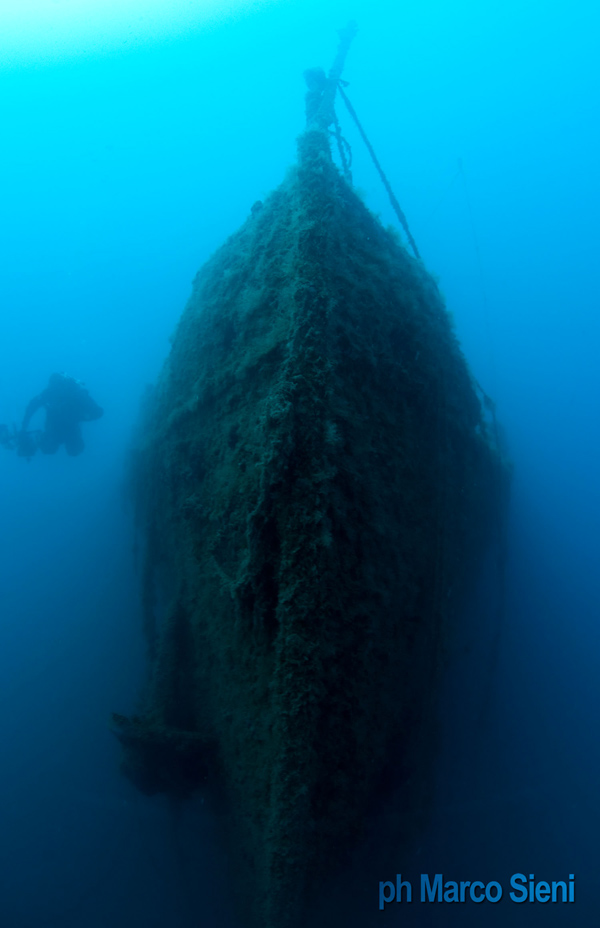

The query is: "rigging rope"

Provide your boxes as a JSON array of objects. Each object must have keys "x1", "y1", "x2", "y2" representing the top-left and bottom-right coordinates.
[
  {"x1": 331, "y1": 111, "x2": 353, "y2": 185},
  {"x1": 336, "y1": 83, "x2": 421, "y2": 260}
]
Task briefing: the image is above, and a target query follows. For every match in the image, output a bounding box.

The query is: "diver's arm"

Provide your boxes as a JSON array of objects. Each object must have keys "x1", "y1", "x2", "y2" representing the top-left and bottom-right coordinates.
[
  {"x1": 22, "y1": 391, "x2": 47, "y2": 430},
  {"x1": 80, "y1": 394, "x2": 103, "y2": 421}
]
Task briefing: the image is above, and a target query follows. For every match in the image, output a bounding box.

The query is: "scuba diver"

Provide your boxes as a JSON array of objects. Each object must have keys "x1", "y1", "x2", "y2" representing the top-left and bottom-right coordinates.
[{"x1": 0, "y1": 373, "x2": 103, "y2": 460}]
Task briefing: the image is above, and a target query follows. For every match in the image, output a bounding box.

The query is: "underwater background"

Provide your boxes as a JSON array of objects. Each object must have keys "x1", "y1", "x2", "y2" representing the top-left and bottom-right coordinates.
[{"x1": 0, "y1": 0, "x2": 598, "y2": 925}]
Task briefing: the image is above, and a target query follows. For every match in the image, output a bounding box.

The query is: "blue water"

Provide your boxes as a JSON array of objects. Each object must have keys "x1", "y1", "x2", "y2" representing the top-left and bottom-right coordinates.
[{"x1": 1, "y1": 1, "x2": 598, "y2": 925}]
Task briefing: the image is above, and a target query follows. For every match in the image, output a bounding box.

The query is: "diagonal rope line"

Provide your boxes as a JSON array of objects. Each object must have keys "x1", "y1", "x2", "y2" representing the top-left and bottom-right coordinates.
[{"x1": 336, "y1": 83, "x2": 421, "y2": 260}]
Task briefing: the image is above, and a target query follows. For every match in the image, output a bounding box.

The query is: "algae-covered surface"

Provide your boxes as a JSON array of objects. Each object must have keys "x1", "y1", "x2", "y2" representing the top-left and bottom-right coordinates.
[{"x1": 117, "y1": 119, "x2": 507, "y2": 927}]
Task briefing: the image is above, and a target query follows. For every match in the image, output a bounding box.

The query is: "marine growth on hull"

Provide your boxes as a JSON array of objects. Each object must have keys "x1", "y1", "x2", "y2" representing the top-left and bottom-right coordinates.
[{"x1": 113, "y1": 26, "x2": 509, "y2": 928}]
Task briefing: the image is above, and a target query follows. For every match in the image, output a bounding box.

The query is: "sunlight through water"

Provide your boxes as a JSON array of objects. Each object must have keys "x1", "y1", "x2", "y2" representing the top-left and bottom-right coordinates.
[{"x1": 0, "y1": 0, "x2": 276, "y2": 66}]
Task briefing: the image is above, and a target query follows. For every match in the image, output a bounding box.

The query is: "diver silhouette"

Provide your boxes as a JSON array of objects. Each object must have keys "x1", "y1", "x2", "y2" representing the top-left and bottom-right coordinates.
[{"x1": 16, "y1": 372, "x2": 103, "y2": 459}]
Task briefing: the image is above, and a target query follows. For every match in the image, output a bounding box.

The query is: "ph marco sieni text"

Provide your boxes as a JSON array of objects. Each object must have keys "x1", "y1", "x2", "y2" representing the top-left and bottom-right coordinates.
[{"x1": 379, "y1": 873, "x2": 576, "y2": 908}]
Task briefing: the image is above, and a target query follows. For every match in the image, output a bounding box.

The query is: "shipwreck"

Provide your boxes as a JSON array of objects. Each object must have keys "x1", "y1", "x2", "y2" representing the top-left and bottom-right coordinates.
[{"x1": 113, "y1": 24, "x2": 508, "y2": 928}]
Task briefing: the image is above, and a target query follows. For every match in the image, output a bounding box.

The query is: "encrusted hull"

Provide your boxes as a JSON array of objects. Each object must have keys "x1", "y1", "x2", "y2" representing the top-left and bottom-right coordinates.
[{"x1": 119, "y1": 127, "x2": 504, "y2": 927}]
